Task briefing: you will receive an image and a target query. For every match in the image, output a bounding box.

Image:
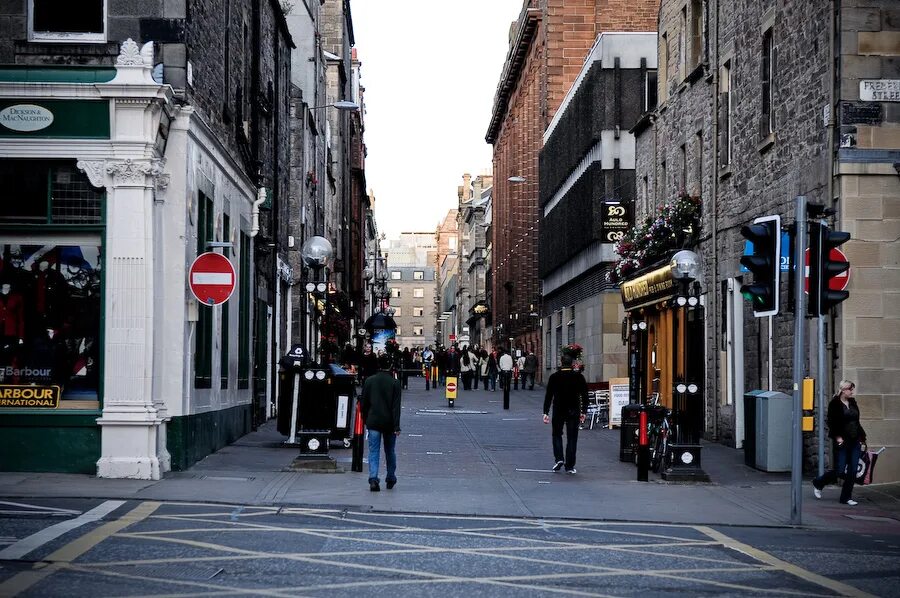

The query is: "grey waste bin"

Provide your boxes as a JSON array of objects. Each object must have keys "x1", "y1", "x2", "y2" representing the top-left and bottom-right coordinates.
[{"x1": 755, "y1": 390, "x2": 791, "y2": 472}]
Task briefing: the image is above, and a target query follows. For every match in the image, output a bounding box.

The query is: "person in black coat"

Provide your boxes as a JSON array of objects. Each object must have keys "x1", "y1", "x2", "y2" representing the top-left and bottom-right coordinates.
[
  {"x1": 542, "y1": 354, "x2": 589, "y2": 474},
  {"x1": 361, "y1": 354, "x2": 402, "y2": 492},
  {"x1": 812, "y1": 380, "x2": 866, "y2": 505}
]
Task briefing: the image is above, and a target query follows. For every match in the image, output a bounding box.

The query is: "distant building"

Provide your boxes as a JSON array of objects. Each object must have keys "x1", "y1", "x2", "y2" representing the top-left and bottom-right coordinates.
[{"x1": 383, "y1": 266, "x2": 437, "y2": 349}]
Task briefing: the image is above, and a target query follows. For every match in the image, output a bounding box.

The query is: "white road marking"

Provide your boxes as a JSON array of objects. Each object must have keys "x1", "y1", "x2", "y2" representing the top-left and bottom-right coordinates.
[
  {"x1": 0, "y1": 500, "x2": 125, "y2": 560},
  {"x1": 0, "y1": 501, "x2": 81, "y2": 516},
  {"x1": 515, "y1": 468, "x2": 554, "y2": 473},
  {"x1": 426, "y1": 452, "x2": 444, "y2": 455}
]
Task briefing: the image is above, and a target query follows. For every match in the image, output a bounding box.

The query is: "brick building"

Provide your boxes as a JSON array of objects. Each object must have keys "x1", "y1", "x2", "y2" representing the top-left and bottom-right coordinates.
[
  {"x1": 434, "y1": 210, "x2": 459, "y2": 345},
  {"x1": 0, "y1": 0, "x2": 293, "y2": 477},
  {"x1": 486, "y1": 0, "x2": 660, "y2": 368},
  {"x1": 631, "y1": 0, "x2": 899, "y2": 480}
]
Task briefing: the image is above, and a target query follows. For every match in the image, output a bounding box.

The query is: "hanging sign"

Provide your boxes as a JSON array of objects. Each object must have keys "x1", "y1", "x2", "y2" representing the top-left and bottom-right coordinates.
[{"x1": 600, "y1": 201, "x2": 631, "y2": 243}]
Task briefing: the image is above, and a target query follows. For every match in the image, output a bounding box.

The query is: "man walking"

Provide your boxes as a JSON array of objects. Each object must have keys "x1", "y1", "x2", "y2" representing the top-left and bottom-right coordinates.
[
  {"x1": 542, "y1": 354, "x2": 589, "y2": 474},
  {"x1": 498, "y1": 347, "x2": 514, "y2": 409},
  {"x1": 360, "y1": 354, "x2": 402, "y2": 491}
]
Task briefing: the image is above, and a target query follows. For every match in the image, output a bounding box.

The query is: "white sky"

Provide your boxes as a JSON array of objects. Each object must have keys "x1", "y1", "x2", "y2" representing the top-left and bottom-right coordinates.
[{"x1": 349, "y1": 0, "x2": 523, "y2": 240}]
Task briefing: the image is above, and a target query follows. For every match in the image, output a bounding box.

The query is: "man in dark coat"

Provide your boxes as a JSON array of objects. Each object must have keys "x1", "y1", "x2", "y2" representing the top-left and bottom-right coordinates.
[
  {"x1": 542, "y1": 354, "x2": 589, "y2": 474},
  {"x1": 360, "y1": 354, "x2": 402, "y2": 491}
]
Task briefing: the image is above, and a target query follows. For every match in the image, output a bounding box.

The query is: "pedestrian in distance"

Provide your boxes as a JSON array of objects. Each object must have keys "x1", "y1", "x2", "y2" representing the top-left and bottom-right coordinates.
[
  {"x1": 523, "y1": 350, "x2": 538, "y2": 390},
  {"x1": 486, "y1": 349, "x2": 499, "y2": 391},
  {"x1": 812, "y1": 379, "x2": 866, "y2": 506},
  {"x1": 459, "y1": 344, "x2": 474, "y2": 390},
  {"x1": 542, "y1": 354, "x2": 589, "y2": 474},
  {"x1": 498, "y1": 347, "x2": 514, "y2": 409},
  {"x1": 360, "y1": 354, "x2": 402, "y2": 492},
  {"x1": 422, "y1": 345, "x2": 435, "y2": 390},
  {"x1": 516, "y1": 351, "x2": 526, "y2": 390},
  {"x1": 479, "y1": 348, "x2": 490, "y2": 390}
]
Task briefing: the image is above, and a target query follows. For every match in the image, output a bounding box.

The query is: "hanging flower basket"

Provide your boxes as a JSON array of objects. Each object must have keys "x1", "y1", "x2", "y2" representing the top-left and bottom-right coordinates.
[
  {"x1": 560, "y1": 343, "x2": 583, "y2": 360},
  {"x1": 610, "y1": 192, "x2": 701, "y2": 284}
]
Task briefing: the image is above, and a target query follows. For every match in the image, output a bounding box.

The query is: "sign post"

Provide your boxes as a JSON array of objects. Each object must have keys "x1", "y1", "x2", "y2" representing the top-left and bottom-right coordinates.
[{"x1": 189, "y1": 252, "x2": 236, "y2": 305}]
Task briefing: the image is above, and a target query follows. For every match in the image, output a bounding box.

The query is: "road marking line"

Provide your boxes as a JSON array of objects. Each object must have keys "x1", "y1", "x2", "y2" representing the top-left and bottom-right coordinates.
[
  {"x1": 0, "y1": 501, "x2": 159, "y2": 597},
  {"x1": 0, "y1": 500, "x2": 81, "y2": 516},
  {"x1": 697, "y1": 526, "x2": 877, "y2": 598},
  {"x1": 0, "y1": 500, "x2": 124, "y2": 560}
]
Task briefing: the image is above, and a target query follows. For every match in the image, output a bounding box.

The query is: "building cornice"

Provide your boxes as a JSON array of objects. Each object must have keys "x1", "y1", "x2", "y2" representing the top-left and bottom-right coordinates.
[{"x1": 485, "y1": 7, "x2": 541, "y2": 144}]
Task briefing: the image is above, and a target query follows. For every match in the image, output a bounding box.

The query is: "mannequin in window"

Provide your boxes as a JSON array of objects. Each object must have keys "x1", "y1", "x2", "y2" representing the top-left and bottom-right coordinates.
[
  {"x1": 0, "y1": 283, "x2": 24, "y2": 345},
  {"x1": 31, "y1": 259, "x2": 67, "y2": 331}
]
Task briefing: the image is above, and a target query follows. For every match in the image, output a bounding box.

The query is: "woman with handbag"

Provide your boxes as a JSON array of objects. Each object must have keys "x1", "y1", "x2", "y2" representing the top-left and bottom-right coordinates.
[{"x1": 812, "y1": 380, "x2": 866, "y2": 506}]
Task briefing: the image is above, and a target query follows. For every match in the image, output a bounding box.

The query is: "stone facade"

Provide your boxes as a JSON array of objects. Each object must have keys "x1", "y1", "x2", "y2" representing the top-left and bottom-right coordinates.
[
  {"x1": 383, "y1": 266, "x2": 437, "y2": 349},
  {"x1": 633, "y1": 0, "x2": 899, "y2": 481}
]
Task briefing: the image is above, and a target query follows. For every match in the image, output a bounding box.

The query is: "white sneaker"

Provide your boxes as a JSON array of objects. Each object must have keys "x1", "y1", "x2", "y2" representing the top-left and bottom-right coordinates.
[
  {"x1": 566, "y1": 468, "x2": 577, "y2": 474},
  {"x1": 552, "y1": 461, "x2": 564, "y2": 472},
  {"x1": 813, "y1": 486, "x2": 822, "y2": 500},
  {"x1": 845, "y1": 499, "x2": 858, "y2": 506}
]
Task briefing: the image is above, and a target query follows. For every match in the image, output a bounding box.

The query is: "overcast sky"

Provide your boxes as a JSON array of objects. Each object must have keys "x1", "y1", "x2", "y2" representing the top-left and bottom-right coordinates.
[{"x1": 349, "y1": 0, "x2": 522, "y2": 240}]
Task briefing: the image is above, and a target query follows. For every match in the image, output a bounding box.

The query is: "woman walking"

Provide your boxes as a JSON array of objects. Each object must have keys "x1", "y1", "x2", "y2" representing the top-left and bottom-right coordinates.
[{"x1": 812, "y1": 380, "x2": 866, "y2": 506}]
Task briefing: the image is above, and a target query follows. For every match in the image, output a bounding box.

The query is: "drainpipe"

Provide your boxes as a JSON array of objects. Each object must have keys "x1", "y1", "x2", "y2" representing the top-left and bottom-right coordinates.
[
  {"x1": 710, "y1": 0, "x2": 720, "y2": 440},
  {"x1": 250, "y1": 186, "x2": 266, "y2": 238}
]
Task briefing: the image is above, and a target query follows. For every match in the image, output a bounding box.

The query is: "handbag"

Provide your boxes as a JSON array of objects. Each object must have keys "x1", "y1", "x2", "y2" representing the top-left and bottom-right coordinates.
[{"x1": 855, "y1": 446, "x2": 885, "y2": 486}]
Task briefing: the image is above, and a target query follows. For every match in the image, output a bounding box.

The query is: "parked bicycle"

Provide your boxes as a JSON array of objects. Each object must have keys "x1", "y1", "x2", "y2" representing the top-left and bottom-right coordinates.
[{"x1": 645, "y1": 393, "x2": 677, "y2": 473}]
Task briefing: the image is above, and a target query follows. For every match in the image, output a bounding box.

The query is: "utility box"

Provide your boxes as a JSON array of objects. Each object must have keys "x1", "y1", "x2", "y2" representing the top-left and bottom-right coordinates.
[
  {"x1": 743, "y1": 390, "x2": 765, "y2": 467},
  {"x1": 755, "y1": 390, "x2": 791, "y2": 472}
]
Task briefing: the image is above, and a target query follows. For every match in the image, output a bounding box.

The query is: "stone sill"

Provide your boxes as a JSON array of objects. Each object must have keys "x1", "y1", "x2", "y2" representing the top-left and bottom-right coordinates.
[
  {"x1": 757, "y1": 132, "x2": 776, "y2": 154},
  {"x1": 718, "y1": 165, "x2": 733, "y2": 180}
]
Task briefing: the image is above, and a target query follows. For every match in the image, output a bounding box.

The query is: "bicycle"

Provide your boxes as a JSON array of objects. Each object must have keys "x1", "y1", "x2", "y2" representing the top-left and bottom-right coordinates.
[{"x1": 645, "y1": 393, "x2": 674, "y2": 473}]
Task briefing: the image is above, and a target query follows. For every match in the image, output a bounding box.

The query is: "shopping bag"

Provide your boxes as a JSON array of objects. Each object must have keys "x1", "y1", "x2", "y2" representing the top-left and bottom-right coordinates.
[{"x1": 855, "y1": 447, "x2": 885, "y2": 486}]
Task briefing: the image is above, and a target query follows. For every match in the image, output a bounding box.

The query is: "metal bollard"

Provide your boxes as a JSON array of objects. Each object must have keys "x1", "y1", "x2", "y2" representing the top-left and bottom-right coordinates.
[
  {"x1": 351, "y1": 400, "x2": 364, "y2": 472},
  {"x1": 637, "y1": 407, "x2": 649, "y2": 481}
]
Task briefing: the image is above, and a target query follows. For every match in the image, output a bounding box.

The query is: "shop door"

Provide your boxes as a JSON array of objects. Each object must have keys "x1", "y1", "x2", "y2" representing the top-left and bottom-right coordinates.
[
  {"x1": 252, "y1": 301, "x2": 270, "y2": 428},
  {"x1": 724, "y1": 278, "x2": 745, "y2": 448}
]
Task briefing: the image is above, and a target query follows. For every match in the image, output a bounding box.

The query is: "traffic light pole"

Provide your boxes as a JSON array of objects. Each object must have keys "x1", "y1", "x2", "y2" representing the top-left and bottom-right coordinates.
[
  {"x1": 817, "y1": 312, "x2": 826, "y2": 477},
  {"x1": 790, "y1": 196, "x2": 807, "y2": 525}
]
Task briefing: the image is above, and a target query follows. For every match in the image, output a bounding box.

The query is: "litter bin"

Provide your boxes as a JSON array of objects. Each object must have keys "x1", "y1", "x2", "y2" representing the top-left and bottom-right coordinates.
[
  {"x1": 277, "y1": 345, "x2": 309, "y2": 437},
  {"x1": 327, "y1": 364, "x2": 357, "y2": 445},
  {"x1": 743, "y1": 390, "x2": 764, "y2": 467},
  {"x1": 620, "y1": 404, "x2": 642, "y2": 462}
]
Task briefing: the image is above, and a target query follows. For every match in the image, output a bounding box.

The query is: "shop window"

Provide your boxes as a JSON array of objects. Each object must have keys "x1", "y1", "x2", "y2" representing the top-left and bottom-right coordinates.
[
  {"x1": 29, "y1": 0, "x2": 106, "y2": 42},
  {"x1": 0, "y1": 238, "x2": 103, "y2": 410},
  {"x1": 194, "y1": 192, "x2": 214, "y2": 389},
  {"x1": 220, "y1": 213, "x2": 230, "y2": 389},
  {"x1": 0, "y1": 160, "x2": 103, "y2": 225},
  {"x1": 238, "y1": 233, "x2": 250, "y2": 389}
]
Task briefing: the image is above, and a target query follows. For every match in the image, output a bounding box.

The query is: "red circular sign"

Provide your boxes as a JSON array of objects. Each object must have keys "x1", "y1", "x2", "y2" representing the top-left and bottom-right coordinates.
[
  {"x1": 189, "y1": 252, "x2": 236, "y2": 305},
  {"x1": 804, "y1": 247, "x2": 850, "y2": 293},
  {"x1": 446, "y1": 382, "x2": 457, "y2": 393}
]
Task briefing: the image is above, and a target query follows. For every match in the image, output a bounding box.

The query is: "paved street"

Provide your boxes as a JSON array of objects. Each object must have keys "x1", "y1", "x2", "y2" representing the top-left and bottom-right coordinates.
[{"x1": 1, "y1": 384, "x2": 899, "y2": 596}]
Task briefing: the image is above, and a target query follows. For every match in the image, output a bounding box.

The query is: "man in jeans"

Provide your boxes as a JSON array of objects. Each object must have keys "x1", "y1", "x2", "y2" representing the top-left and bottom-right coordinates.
[
  {"x1": 542, "y1": 354, "x2": 589, "y2": 474},
  {"x1": 360, "y1": 354, "x2": 402, "y2": 491}
]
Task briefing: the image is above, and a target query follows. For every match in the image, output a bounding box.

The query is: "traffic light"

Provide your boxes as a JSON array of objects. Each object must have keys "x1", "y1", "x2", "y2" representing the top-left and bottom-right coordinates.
[
  {"x1": 808, "y1": 222, "x2": 850, "y2": 315},
  {"x1": 740, "y1": 215, "x2": 781, "y2": 317}
]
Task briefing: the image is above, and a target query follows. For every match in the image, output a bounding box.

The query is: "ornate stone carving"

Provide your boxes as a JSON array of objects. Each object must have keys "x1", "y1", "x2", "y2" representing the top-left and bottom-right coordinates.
[
  {"x1": 140, "y1": 41, "x2": 154, "y2": 66},
  {"x1": 76, "y1": 160, "x2": 107, "y2": 189},
  {"x1": 116, "y1": 39, "x2": 143, "y2": 66},
  {"x1": 107, "y1": 159, "x2": 153, "y2": 186}
]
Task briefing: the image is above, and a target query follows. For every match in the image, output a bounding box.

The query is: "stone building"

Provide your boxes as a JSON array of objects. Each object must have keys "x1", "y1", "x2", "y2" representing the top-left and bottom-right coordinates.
[
  {"x1": 631, "y1": 0, "x2": 898, "y2": 480},
  {"x1": 0, "y1": 0, "x2": 293, "y2": 477},
  {"x1": 434, "y1": 210, "x2": 459, "y2": 345},
  {"x1": 382, "y1": 265, "x2": 437, "y2": 350},
  {"x1": 539, "y1": 32, "x2": 656, "y2": 385},
  {"x1": 486, "y1": 0, "x2": 660, "y2": 365},
  {"x1": 457, "y1": 172, "x2": 493, "y2": 350}
]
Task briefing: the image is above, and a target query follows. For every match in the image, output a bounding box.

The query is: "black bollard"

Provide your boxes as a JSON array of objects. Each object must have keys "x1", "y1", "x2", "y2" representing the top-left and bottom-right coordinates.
[
  {"x1": 502, "y1": 372, "x2": 511, "y2": 410},
  {"x1": 351, "y1": 401, "x2": 364, "y2": 472}
]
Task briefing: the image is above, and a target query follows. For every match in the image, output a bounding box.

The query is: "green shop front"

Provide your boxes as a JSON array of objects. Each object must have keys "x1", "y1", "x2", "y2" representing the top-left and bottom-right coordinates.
[{"x1": 0, "y1": 43, "x2": 176, "y2": 478}]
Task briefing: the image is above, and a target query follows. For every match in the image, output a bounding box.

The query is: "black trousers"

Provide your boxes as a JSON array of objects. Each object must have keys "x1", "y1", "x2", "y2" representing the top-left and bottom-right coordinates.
[{"x1": 552, "y1": 414, "x2": 580, "y2": 470}]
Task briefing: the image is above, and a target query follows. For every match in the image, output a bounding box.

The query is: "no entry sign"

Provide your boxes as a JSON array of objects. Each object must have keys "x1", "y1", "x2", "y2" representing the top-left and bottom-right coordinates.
[
  {"x1": 189, "y1": 252, "x2": 236, "y2": 305},
  {"x1": 804, "y1": 247, "x2": 850, "y2": 293}
]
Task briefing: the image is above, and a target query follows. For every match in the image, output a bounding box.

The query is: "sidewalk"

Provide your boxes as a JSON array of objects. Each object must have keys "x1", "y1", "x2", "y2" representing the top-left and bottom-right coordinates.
[{"x1": 1, "y1": 382, "x2": 898, "y2": 533}]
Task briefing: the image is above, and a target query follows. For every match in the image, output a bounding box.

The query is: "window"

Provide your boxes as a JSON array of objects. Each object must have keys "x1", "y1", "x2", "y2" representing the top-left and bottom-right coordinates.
[
  {"x1": 719, "y1": 60, "x2": 732, "y2": 167},
  {"x1": 413, "y1": 288, "x2": 424, "y2": 298},
  {"x1": 448, "y1": 237, "x2": 457, "y2": 251},
  {"x1": 220, "y1": 212, "x2": 230, "y2": 389},
  {"x1": 390, "y1": 287, "x2": 401, "y2": 298},
  {"x1": 679, "y1": 7, "x2": 687, "y2": 81},
  {"x1": 644, "y1": 70, "x2": 658, "y2": 112},
  {"x1": 238, "y1": 233, "x2": 250, "y2": 389},
  {"x1": 545, "y1": 328, "x2": 552, "y2": 369},
  {"x1": 691, "y1": 0, "x2": 704, "y2": 70},
  {"x1": 395, "y1": 327, "x2": 402, "y2": 336},
  {"x1": 413, "y1": 307, "x2": 424, "y2": 317},
  {"x1": 567, "y1": 307, "x2": 575, "y2": 346},
  {"x1": 659, "y1": 32, "x2": 669, "y2": 99},
  {"x1": 413, "y1": 326, "x2": 424, "y2": 336},
  {"x1": 413, "y1": 271, "x2": 424, "y2": 280},
  {"x1": 761, "y1": 28, "x2": 775, "y2": 137},
  {"x1": 29, "y1": 0, "x2": 106, "y2": 42},
  {"x1": 0, "y1": 161, "x2": 103, "y2": 225},
  {"x1": 695, "y1": 131, "x2": 703, "y2": 195},
  {"x1": 391, "y1": 271, "x2": 401, "y2": 280},
  {"x1": 680, "y1": 144, "x2": 687, "y2": 191},
  {"x1": 393, "y1": 307, "x2": 402, "y2": 317},
  {"x1": 642, "y1": 176, "x2": 649, "y2": 213},
  {"x1": 194, "y1": 192, "x2": 214, "y2": 389},
  {"x1": 659, "y1": 160, "x2": 667, "y2": 199}
]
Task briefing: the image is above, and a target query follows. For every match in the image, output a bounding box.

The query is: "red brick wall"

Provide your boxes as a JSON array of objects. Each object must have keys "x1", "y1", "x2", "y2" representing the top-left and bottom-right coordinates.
[{"x1": 490, "y1": 0, "x2": 660, "y2": 360}]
